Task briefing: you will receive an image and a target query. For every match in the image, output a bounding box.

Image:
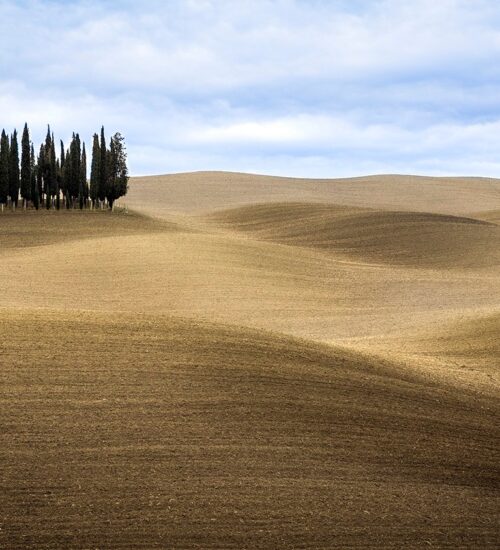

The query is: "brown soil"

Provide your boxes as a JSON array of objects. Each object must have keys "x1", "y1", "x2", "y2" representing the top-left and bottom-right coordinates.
[{"x1": 1, "y1": 171, "x2": 499, "y2": 548}]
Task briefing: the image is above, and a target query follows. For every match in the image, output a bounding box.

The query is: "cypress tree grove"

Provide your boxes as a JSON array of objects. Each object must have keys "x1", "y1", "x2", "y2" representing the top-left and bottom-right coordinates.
[
  {"x1": 9, "y1": 129, "x2": 20, "y2": 209},
  {"x1": 20, "y1": 123, "x2": 32, "y2": 207},
  {"x1": 0, "y1": 130, "x2": 10, "y2": 209},
  {"x1": 0, "y1": 123, "x2": 128, "y2": 212}
]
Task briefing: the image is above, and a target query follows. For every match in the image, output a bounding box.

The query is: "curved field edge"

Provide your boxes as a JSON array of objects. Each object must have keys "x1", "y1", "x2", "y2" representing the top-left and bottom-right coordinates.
[
  {"x1": 348, "y1": 311, "x2": 500, "y2": 395},
  {"x1": 0, "y1": 208, "x2": 181, "y2": 252},
  {"x1": 207, "y1": 202, "x2": 500, "y2": 268}
]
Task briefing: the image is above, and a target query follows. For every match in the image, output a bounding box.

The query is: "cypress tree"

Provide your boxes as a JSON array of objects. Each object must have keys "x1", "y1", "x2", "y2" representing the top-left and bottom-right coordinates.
[
  {"x1": 90, "y1": 133, "x2": 100, "y2": 208},
  {"x1": 50, "y1": 133, "x2": 57, "y2": 196},
  {"x1": 75, "y1": 134, "x2": 81, "y2": 204},
  {"x1": 67, "y1": 133, "x2": 81, "y2": 205},
  {"x1": 63, "y1": 142, "x2": 71, "y2": 208},
  {"x1": 65, "y1": 134, "x2": 75, "y2": 206},
  {"x1": 9, "y1": 129, "x2": 20, "y2": 208},
  {"x1": 60, "y1": 140, "x2": 66, "y2": 206},
  {"x1": 48, "y1": 132, "x2": 57, "y2": 208},
  {"x1": 43, "y1": 127, "x2": 52, "y2": 208},
  {"x1": 0, "y1": 130, "x2": 10, "y2": 208},
  {"x1": 20, "y1": 123, "x2": 31, "y2": 207},
  {"x1": 81, "y1": 142, "x2": 88, "y2": 201},
  {"x1": 99, "y1": 126, "x2": 107, "y2": 204},
  {"x1": 79, "y1": 142, "x2": 86, "y2": 209},
  {"x1": 106, "y1": 136, "x2": 117, "y2": 209},
  {"x1": 106, "y1": 132, "x2": 129, "y2": 210},
  {"x1": 37, "y1": 144, "x2": 44, "y2": 205},
  {"x1": 30, "y1": 143, "x2": 38, "y2": 209},
  {"x1": 55, "y1": 159, "x2": 61, "y2": 210}
]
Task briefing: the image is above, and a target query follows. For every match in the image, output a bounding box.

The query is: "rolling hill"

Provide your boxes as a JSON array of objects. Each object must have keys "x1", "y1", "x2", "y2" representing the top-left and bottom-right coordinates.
[
  {"x1": 208, "y1": 202, "x2": 500, "y2": 268},
  {"x1": 1, "y1": 171, "x2": 499, "y2": 548},
  {"x1": 2, "y1": 309, "x2": 499, "y2": 548}
]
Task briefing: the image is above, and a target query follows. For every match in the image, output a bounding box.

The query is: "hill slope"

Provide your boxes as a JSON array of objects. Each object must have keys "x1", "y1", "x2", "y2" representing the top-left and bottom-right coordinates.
[
  {"x1": 351, "y1": 312, "x2": 500, "y2": 394},
  {"x1": 209, "y1": 202, "x2": 500, "y2": 268},
  {"x1": 1, "y1": 172, "x2": 499, "y2": 548},
  {"x1": 128, "y1": 171, "x2": 500, "y2": 216},
  {"x1": 2, "y1": 309, "x2": 498, "y2": 549}
]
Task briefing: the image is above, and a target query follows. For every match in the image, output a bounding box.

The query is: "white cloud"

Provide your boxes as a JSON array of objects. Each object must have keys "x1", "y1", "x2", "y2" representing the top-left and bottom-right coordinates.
[{"x1": 0, "y1": 0, "x2": 499, "y2": 176}]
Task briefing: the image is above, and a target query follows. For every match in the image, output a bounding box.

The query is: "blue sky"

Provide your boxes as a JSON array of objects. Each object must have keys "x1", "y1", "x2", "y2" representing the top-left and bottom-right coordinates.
[{"x1": 1, "y1": 0, "x2": 500, "y2": 177}]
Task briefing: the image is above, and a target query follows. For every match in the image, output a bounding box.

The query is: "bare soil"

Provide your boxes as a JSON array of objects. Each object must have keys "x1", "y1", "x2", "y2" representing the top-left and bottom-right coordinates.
[{"x1": 1, "y1": 171, "x2": 499, "y2": 548}]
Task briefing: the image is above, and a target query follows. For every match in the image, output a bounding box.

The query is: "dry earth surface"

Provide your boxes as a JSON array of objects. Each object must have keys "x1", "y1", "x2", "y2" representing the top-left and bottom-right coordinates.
[{"x1": 1, "y1": 171, "x2": 499, "y2": 548}]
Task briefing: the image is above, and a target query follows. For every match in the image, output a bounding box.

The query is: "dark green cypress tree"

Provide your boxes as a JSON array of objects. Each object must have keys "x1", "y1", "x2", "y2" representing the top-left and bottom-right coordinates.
[
  {"x1": 67, "y1": 133, "x2": 81, "y2": 205},
  {"x1": 31, "y1": 144, "x2": 39, "y2": 210},
  {"x1": 64, "y1": 133, "x2": 74, "y2": 208},
  {"x1": 106, "y1": 136, "x2": 117, "y2": 209},
  {"x1": 63, "y1": 142, "x2": 71, "y2": 208},
  {"x1": 55, "y1": 159, "x2": 61, "y2": 210},
  {"x1": 50, "y1": 132, "x2": 57, "y2": 200},
  {"x1": 74, "y1": 134, "x2": 81, "y2": 205},
  {"x1": 81, "y1": 142, "x2": 88, "y2": 202},
  {"x1": 60, "y1": 140, "x2": 66, "y2": 206},
  {"x1": 79, "y1": 141, "x2": 86, "y2": 209},
  {"x1": 43, "y1": 127, "x2": 52, "y2": 209},
  {"x1": 106, "y1": 132, "x2": 129, "y2": 210},
  {"x1": 37, "y1": 144, "x2": 44, "y2": 205},
  {"x1": 99, "y1": 126, "x2": 107, "y2": 204},
  {"x1": 115, "y1": 133, "x2": 129, "y2": 201},
  {"x1": 9, "y1": 129, "x2": 20, "y2": 208},
  {"x1": 20, "y1": 123, "x2": 31, "y2": 207},
  {"x1": 90, "y1": 133, "x2": 100, "y2": 208},
  {"x1": 0, "y1": 130, "x2": 10, "y2": 209}
]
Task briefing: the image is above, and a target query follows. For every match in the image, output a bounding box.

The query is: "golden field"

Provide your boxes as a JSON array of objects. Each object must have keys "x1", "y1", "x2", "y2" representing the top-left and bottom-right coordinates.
[{"x1": 1, "y1": 172, "x2": 499, "y2": 548}]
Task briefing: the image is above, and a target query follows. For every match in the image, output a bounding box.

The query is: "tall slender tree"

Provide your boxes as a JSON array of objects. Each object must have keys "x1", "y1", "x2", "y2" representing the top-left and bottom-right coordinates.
[
  {"x1": 81, "y1": 142, "x2": 88, "y2": 201},
  {"x1": 90, "y1": 133, "x2": 100, "y2": 208},
  {"x1": 55, "y1": 159, "x2": 61, "y2": 210},
  {"x1": 106, "y1": 132, "x2": 129, "y2": 210},
  {"x1": 78, "y1": 141, "x2": 86, "y2": 209},
  {"x1": 0, "y1": 130, "x2": 10, "y2": 209},
  {"x1": 43, "y1": 126, "x2": 52, "y2": 208},
  {"x1": 9, "y1": 130, "x2": 20, "y2": 208},
  {"x1": 30, "y1": 143, "x2": 39, "y2": 210},
  {"x1": 99, "y1": 126, "x2": 107, "y2": 204},
  {"x1": 37, "y1": 144, "x2": 44, "y2": 205},
  {"x1": 20, "y1": 123, "x2": 31, "y2": 207},
  {"x1": 59, "y1": 140, "x2": 66, "y2": 206},
  {"x1": 49, "y1": 132, "x2": 57, "y2": 207}
]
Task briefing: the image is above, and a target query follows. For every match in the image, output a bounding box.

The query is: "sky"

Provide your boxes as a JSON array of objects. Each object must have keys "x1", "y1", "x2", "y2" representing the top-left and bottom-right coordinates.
[{"x1": 1, "y1": 0, "x2": 500, "y2": 177}]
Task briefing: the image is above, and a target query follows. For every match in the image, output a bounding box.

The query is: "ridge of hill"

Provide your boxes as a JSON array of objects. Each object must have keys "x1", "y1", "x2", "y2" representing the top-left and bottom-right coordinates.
[
  {"x1": 208, "y1": 202, "x2": 500, "y2": 268},
  {"x1": 128, "y1": 171, "x2": 500, "y2": 216}
]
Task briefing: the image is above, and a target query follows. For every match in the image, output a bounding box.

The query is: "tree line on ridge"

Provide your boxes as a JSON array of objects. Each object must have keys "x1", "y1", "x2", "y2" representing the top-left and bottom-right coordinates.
[{"x1": 0, "y1": 124, "x2": 129, "y2": 211}]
